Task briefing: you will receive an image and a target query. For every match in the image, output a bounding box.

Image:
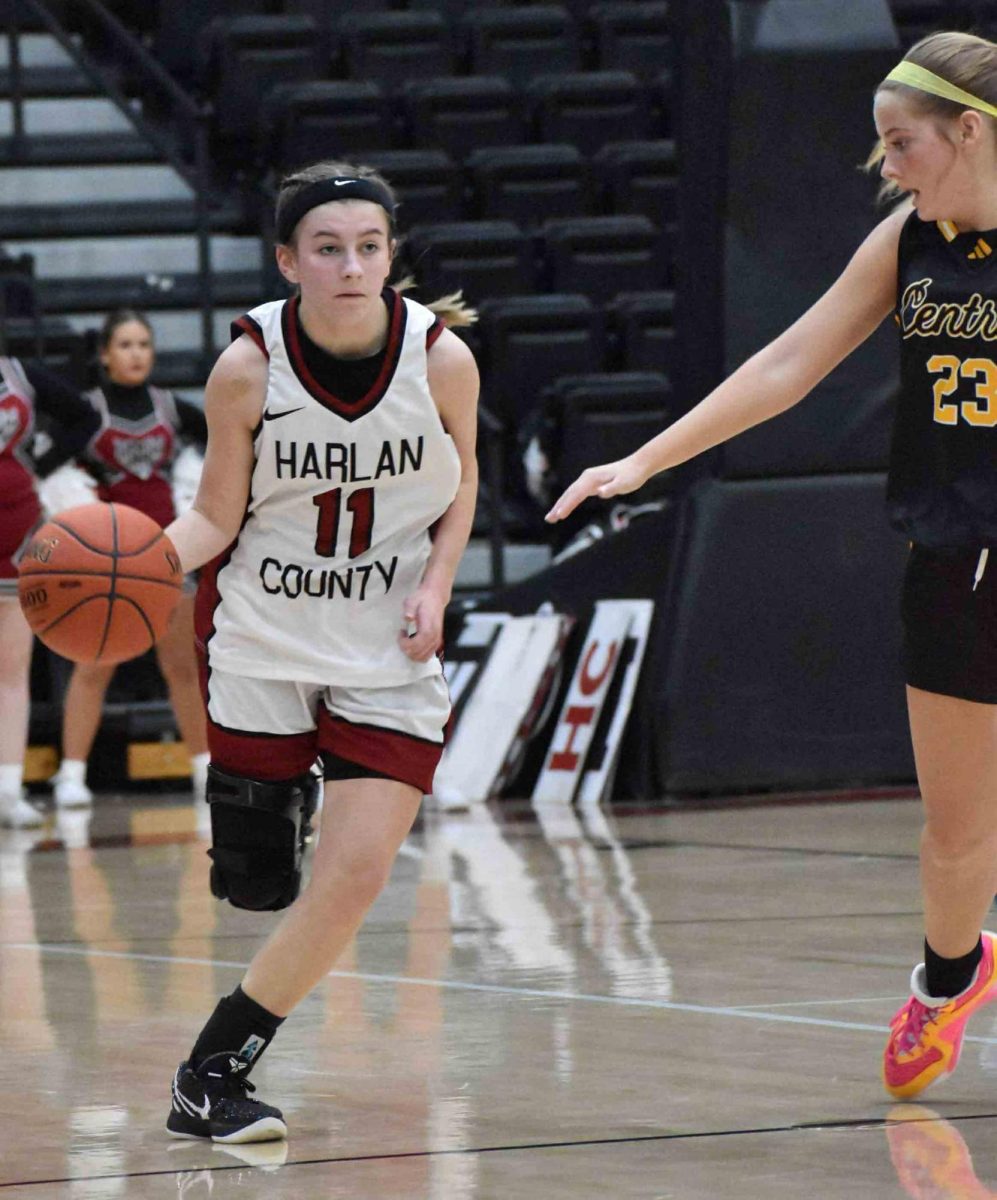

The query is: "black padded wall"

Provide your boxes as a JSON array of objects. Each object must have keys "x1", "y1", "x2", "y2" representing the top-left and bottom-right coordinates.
[
  {"x1": 644, "y1": 473, "x2": 913, "y2": 792},
  {"x1": 480, "y1": 473, "x2": 914, "y2": 798}
]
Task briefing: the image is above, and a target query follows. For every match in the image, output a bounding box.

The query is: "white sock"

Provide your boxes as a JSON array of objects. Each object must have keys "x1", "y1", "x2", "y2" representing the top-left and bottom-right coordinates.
[
  {"x1": 0, "y1": 763, "x2": 22, "y2": 796},
  {"x1": 58, "y1": 759, "x2": 87, "y2": 785}
]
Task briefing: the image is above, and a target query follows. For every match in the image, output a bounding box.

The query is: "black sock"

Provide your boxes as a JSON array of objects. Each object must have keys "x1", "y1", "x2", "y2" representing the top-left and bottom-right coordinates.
[
  {"x1": 924, "y1": 937, "x2": 983, "y2": 999},
  {"x1": 189, "y1": 985, "x2": 285, "y2": 1070}
]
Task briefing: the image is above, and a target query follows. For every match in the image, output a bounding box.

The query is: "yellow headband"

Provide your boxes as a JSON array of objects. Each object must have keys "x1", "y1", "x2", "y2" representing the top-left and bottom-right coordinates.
[{"x1": 885, "y1": 61, "x2": 997, "y2": 120}]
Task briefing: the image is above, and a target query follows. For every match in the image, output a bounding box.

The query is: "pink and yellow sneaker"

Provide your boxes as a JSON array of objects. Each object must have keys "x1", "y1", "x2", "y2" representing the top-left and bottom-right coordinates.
[{"x1": 884, "y1": 932, "x2": 997, "y2": 1100}]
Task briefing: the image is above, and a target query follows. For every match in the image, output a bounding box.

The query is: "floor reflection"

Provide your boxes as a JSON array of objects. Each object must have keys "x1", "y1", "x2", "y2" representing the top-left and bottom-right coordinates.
[
  {"x1": 3, "y1": 789, "x2": 976, "y2": 1197},
  {"x1": 886, "y1": 1106, "x2": 997, "y2": 1199}
]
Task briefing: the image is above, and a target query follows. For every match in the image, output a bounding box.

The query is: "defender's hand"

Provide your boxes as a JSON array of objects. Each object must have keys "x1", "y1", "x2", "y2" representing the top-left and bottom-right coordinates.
[{"x1": 545, "y1": 457, "x2": 649, "y2": 523}]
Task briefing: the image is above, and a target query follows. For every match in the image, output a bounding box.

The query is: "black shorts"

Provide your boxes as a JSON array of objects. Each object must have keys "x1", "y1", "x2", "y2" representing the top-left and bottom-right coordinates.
[{"x1": 902, "y1": 543, "x2": 997, "y2": 703}]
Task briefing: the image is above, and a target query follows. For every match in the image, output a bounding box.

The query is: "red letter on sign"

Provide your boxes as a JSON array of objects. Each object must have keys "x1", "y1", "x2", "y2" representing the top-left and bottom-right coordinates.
[
  {"x1": 549, "y1": 705, "x2": 595, "y2": 771},
  {"x1": 579, "y1": 641, "x2": 619, "y2": 696}
]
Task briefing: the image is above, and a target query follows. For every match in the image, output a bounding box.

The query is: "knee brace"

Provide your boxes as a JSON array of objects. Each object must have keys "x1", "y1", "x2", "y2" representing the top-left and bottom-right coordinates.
[{"x1": 206, "y1": 765, "x2": 320, "y2": 912}]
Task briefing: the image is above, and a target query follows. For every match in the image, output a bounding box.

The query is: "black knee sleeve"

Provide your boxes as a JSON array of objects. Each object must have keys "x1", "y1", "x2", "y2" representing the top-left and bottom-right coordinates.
[{"x1": 206, "y1": 765, "x2": 320, "y2": 912}]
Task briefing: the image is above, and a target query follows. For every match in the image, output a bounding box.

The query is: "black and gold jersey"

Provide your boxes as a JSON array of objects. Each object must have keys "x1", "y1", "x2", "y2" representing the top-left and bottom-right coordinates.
[{"x1": 887, "y1": 211, "x2": 997, "y2": 547}]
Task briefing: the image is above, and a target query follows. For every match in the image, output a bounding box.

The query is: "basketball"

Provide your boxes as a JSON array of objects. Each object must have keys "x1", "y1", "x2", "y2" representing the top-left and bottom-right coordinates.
[{"x1": 17, "y1": 501, "x2": 183, "y2": 664}]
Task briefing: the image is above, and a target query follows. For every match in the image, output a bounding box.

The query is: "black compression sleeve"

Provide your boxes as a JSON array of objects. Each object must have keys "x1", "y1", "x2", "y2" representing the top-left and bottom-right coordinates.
[{"x1": 22, "y1": 361, "x2": 101, "y2": 477}]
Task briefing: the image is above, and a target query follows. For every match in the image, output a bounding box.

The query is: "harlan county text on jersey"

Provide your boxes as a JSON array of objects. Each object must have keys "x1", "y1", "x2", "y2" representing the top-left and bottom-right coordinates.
[
  {"x1": 273, "y1": 436, "x2": 424, "y2": 481},
  {"x1": 258, "y1": 434, "x2": 424, "y2": 599},
  {"x1": 260, "y1": 554, "x2": 398, "y2": 602}
]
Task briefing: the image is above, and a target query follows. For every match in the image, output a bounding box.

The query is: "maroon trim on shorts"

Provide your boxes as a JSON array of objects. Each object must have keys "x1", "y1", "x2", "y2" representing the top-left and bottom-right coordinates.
[
  {"x1": 317, "y1": 705, "x2": 444, "y2": 794},
  {"x1": 205, "y1": 715, "x2": 317, "y2": 781}
]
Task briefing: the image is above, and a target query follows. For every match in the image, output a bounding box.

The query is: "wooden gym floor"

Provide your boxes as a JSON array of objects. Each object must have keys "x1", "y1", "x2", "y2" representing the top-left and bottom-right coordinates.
[{"x1": 3, "y1": 788, "x2": 997, "y2": 1198}]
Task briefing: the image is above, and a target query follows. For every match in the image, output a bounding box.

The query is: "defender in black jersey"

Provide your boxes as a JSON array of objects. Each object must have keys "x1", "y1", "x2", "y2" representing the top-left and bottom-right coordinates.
[{"x1": 548, "y1": 31, "x2": 997, "y2": 1102}]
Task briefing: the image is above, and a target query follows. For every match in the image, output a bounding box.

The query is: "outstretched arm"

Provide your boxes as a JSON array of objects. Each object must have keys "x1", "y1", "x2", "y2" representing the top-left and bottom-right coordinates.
[{"x1": 546, "y1": 206, "x2": 907, "y2": 522}]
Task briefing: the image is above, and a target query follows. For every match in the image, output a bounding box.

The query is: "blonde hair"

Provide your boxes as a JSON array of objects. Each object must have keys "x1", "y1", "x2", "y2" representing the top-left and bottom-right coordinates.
[
  {"x1": 275, "y1": 159, "x2": 477, "y2": 328},
  {"x1": 866, "y1": 31, "x2": 997, "y2": 200}
]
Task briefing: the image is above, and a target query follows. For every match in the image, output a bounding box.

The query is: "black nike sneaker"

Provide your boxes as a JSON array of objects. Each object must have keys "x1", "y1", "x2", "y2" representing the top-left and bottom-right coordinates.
[{"x1": 166, "y1": 1052, "x2": 287, "y2": 1144}]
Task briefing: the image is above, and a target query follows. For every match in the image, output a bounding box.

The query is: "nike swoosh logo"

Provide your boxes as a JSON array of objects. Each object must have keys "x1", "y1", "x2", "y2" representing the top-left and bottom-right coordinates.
[
  {"x1": 334, "y1": 179, "x2": 357, "y2": 186},
  {"x1": 263, "y1": 407, "x2": 305, "y2": 422},
  {"x1": 174, "y1": 1079, "x2": 211, "y2": 1121}
]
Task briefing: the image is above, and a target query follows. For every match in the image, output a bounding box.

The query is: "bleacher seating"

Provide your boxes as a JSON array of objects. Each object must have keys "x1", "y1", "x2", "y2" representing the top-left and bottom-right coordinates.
[
  {"x1": 198, "y1": 15, "x2": 322, "y2": 149},
  {"x1": 13, "y1": 0, "x2": 688, "y2": 559},
  {"x1": 404, "y1": 220, "x2": 538, "y2": 300},
  {"x1": 543, "y1": 369, "x2": 672, "y2": 540},
  {"x1": 594, "y1": 139, "x2": 677, "y2": 223},
  {"x1": 150, "y1": 0, "x2": 270, "y2": 87},
  {"x1": 476, "y1": 293, "x2": 607, "y2": 432},
  {"x1": 264, "y1": 80, "x2": 395, "y2": 172},
  {"x1": 404, "y1": 0, "x2": 471, "y2": 21},
  {"x1": 609, "y1": 290, "x2": 675, "y2": 377},
  {"x1": 527, "y1": 70, "x2": 655, "y2": 149},
  {"x1": 466, "y1": 144, "x2": 593, "y2": 227},
  {"x1": 544, "y1": 370, "x2": 672, "y2": 445},
  {"x1": 541, "y1": 214, "x2": 662, "y2": 299},
  {"x1": 284, "y1": 0, "x2": 395, "y2": 31},
  {"x1": 400, "y1": 76, "x2": 526, "y2": 160},
  {"x1": 359, "y1": 149, "x2": 464, "y2": 225},
  {"x1": 462, "y1": 7, "x2": 583, "y2": 82},
  {"x1": 590, "y1": 3, "x2": 673, "y2": 80},
  {"x1": 338, "y1": 11, "x2": 457, "y2": 86}
]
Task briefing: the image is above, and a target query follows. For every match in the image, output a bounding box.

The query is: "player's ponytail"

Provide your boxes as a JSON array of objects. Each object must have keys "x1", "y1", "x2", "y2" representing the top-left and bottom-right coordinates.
[{"x1": 393, "y1": 275, "x2": 478, "y2": 329}]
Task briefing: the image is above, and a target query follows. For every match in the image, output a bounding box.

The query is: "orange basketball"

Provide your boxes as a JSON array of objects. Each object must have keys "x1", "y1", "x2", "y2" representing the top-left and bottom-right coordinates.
[{"x1": 17, "y1": 501, "x2": 183, "y2": 664}]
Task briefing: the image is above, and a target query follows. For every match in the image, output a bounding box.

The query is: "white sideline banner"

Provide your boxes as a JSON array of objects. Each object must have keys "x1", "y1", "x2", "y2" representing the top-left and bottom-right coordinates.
[
  {"x1": 532, "y1": 600, "x2": 638, "y2": 805},
  {"x1": 443, "y1": 611, "x2": 511, "y2": 719},
  {"x1": 435, "y1": 612, "x2": 570, "y2": 808},
  {"x1": 577, "y1": 600, "x2": 655, "y2": 807}
]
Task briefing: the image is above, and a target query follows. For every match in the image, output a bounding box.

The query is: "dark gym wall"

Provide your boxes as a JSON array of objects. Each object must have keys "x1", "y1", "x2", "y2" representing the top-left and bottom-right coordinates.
[
  {"x1": 643, "y1": 475, "x2": 913, "y2": 793},
  {"x1": 479, "y1": 474, "x2": 914, "y2": 799},
  {"x1": 720, "y1": 0, "x2": 901, "y2": 476}
]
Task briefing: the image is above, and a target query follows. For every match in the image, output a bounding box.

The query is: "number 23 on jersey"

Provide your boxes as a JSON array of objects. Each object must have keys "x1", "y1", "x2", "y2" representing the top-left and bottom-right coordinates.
[{"x1": 929, "y1": 355, "x2": 997, "y2": 427}]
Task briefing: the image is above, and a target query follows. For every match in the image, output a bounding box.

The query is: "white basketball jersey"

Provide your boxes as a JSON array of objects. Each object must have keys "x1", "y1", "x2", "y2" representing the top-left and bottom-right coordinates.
[{"x1": 203, "y1": 291, "x2": 462, "y2": 686}]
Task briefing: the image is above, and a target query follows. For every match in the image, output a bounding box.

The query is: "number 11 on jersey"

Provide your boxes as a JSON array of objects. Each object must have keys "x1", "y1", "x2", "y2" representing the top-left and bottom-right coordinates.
[{"x1": 313, "y1": 487, "x2": 375, "y2": 559}]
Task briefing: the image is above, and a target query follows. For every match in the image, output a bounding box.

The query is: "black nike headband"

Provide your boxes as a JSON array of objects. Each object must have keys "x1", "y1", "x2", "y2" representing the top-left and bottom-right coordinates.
[{"x1": 276, "y1": 177, "x2": 397, "y2": 244}]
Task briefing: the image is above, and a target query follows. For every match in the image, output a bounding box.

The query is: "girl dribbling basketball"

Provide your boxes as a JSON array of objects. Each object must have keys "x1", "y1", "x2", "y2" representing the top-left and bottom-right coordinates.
[{"x1": 159, "y1": 160, "x2": 479, "y2": 1142}]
